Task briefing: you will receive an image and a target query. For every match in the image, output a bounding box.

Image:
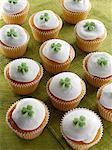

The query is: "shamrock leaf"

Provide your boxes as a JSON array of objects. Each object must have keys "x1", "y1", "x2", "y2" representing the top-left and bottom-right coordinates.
[
  {"x1": 84, "y1": 22, "x2": 96, "y2": 31},
  {"x1": 51, "y1": 42, "x2": 62, "y2": 53},
  {"x1": 59, "y1": 77, "x2": 71, "y2": 88},
  {"x1": 17, "y1": 63, "x2": 28, "y2": 74},
  {"x1": 21, "y1": 105, "x2": 34, "y2": 117}
]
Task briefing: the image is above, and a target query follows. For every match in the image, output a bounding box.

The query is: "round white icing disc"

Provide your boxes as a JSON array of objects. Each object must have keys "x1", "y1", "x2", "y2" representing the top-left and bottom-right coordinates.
[
  {"x1": 75, "y1": 19, "x2": 106, "y2": 40},
  {"x1": 2, "y1": 0, "x2": 28, "y2": 15},
  {"x1": 42, "y1": 39, "x2": 71, "y2": 63},
  {"x1": 0, "y1": 24, "x2": 28, "y2": 47},
  {"x1": 12, "y1": 98, "x2": 46, "y2": 130},
  {"x1": 64, "y1": 0, "x2": 91, "y2": 12},
  {"x1": 9, "y1": 58, "x2": 40, "y2": 82},
  {"x1": 49, "y1": 72, "x2": 82, "y2": 101},
  {"x1": 99, "y1": 83, "x2": 112, "y2": 109},
  {"x1": 34, "y1": 10, "x2": 59, "y2": 30},
  {"x1": 62, "y1": 108, "x2": 101, "y2": 143},
  {"x1": 87, "y1": 52, "x2": 112, "y2": 78}
]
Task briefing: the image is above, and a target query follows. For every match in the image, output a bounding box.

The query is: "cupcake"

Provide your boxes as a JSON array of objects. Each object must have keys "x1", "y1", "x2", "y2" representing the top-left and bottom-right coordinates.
[
  {"x1": 4, "y1": 58, "x2": 43, "y2": 95},
  {"x1": 0, "y1": 25, "x2": 30, "y2": 58},
  {"x1": 29, "y1": 10, "x2": 62, "y2": 42},
  {"x1": 6, "y1": 98, "x2": 49, "y2": 139},
  {"x1": 83, "y1": 52, "x2": 112, "y2": 87},
  {"x1": 61, "y1": 108, "x2": 103, "y2": 149},
  {"x1": 1, "y1": 0, "x2": 30, "y2": 24},
  {"x1": 97, "y1": 82, "x2": 112, "y2": 122},
  {"x1": 75, "y1": 19, "x2": 107, "y2": 52},
  {"x1": 61, "y1": 0, "x2": 91, "y2": 24},
  {"x1": 46, "y1": 72, "x2": 86, "y2": 111},
  {"x1": 39, "y1": 39, "x2": 75, "y2": 74}
]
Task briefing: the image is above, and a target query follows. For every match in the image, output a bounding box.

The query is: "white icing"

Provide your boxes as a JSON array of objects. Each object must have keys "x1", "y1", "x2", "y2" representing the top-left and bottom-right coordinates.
[
  {"x1": 2, "y1": 0, "x2": 28, "y2": 15},
  {"x1": 76, "y1": 19, "x2": 106, "y2": 40},
  {"x1": 64, "y1": 0, "x2": 91, "y2": 12},
  {"x1": 49, "y1": 72, "x2": 82, "y2": 101},
  {"x1": 99, "y1": 83, "x2": 112, "y2": 109},
  {"x1": 34, "y1": 10, "x2": 59, "y2": 30},
  {"x1": 87, "y1": 52, "x2": 112, "y2": 78},
  {"x1": 62, "y1": 108, "x2": 101, "y2": 143},
  {"x1": 42, "y1": 39, "x2": 70, "y2": 63},
  {"x1": 9, "y1": 58, "x2": 40, "y2": 82},
  {"x1": 12, "y1": 98, "x2": 46, "y2": 130},
  {"x1": 0, "y1": 25, "x2": 28, "y2": 47}
]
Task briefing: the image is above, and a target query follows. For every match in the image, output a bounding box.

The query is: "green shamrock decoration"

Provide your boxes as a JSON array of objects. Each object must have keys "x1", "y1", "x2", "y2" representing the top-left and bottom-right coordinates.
[
  {"x1": 17, "y1": 63, "x2": 28, "y2": 74},
  {"x1": 40, "y1": 13, "x2": 50, "y2": 22},
  {"x1": 73, "y1": 0, "x2": 82, "y2": 2},
  {"x1": 59, "y1": 77, "x2": 71, "y2": 88},
  {"x1": 97, "y1": 57, "x2": 108, "y2": 67},
  {"x1": 7, "y1": 29, "x2": 17, "y2": 38},
  {"x1": 73, "y1": 115, "x2": 86, "y2": 128},
  {"x1": 8, "y1": 0, "x2": 18, "y2": 4},
  {"x1": 84, "y1": 22, "x2": 96, "y2": 31},
  {"x1": 51, "y1": 43, "x2": 62, "y2": 53},
  {"x1": 21, "y1": 105, "x2": 34, "y2": 117}
]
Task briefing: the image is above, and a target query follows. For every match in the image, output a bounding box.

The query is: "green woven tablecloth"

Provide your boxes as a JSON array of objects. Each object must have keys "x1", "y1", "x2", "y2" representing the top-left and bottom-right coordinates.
[{"x1": 0, "y1": 0, "x2": 112, "y2": 149}]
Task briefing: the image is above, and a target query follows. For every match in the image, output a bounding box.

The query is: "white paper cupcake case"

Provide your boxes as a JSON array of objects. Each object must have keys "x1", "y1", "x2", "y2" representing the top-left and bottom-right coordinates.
[
  {"x1": 4, "y1": 59, "x2": 44, "y2": 95},
  {"x1": 0, "y1": 29, "x2": 30, "y2": 58},
  {"x1": 83, "y1": 52, "x2": 112, "y2": 87},
  {"x1": 6, "y1": 100, "x2": 50, "y2": 140},
  {"x1": 60, "y1": 108, "x2": 103, "y2": 150},
  {"x1": 97, "y1": 84, "x2": 112, "y2": 122}
]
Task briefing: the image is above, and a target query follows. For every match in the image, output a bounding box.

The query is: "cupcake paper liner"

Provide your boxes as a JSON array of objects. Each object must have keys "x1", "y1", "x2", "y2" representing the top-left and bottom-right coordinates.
[
  {"x1": 4, "y1": 63, "x2": 43, "y2": 95},
  {"x1": 60, "y1": 108, "x2": 103, "y2": 150},
  {"x1": 46, "y1": 78, "x2": 86, "y2": 111},
  {"x1": 97, "y1": 84, "x2": 112, "y2": 122},
  {"x1": 61, "y1": 0, "x2": 91, "y2": 24},
  {"x1": 75, "y1": 32, "x2": 107, "y2": 53},
  {"x1": 39, "y1": 41, "x2": 75, "y2": 74},
  {"x1": 83, "y1": 52, "x2": 112, "y2": 88},
  {"x1": 2, "y1": 2, "x2": 30, "y2": 25},
  {"x1": 6, "y1": 101, "x2": 50, "y2": 140},
  {"x1": 0, "y1": 29, "x2": 30, "y2": 59},
  {"x1": 29, "y1": 14, "x2": 62, "y2": 43}
]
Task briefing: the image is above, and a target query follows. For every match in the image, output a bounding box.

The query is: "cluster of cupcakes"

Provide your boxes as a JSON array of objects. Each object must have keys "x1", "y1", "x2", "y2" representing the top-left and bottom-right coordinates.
[{"x1": 0, "y1": 0, "x2": 111, "y2": 149}]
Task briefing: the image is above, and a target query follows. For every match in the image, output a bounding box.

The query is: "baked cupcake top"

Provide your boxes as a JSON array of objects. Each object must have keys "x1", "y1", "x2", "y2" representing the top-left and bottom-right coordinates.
[
  {"x1": 8, "y1": 58, "x2": 40, "y2": 82},
  {"x1": 49, "y1": 72, "x2": 82, "y2": 101},
  {"x1": 2, "y1": 0, "x2": 28, "y2": 15},
  {"x1": 42, "y1": 39, "x2": 71, "y2": 63},
  {"x1": 62, "y1": 108, "x2": 102, "y2": 143},
  {"x1": 99, "y1": 83, "x2": 112, "y2": 109},
  {"x1": 63, "y1": 0, "x2": 91, "y2": 12},
  {"x1": 12, "y1": 98, "x2": 46, "y2": 130},
  {"x1": 86, "y1": 52, "x2": 112, "y2": 78},
  {"x1": 0, "y1": 25, "x2": 28, "y2": 47},
  {"x1": 33, "y1": 10, "x2": 59, "y2": 30},
  {"x1": 75, "y1": 19, "x2": 106, "y2": 40}
]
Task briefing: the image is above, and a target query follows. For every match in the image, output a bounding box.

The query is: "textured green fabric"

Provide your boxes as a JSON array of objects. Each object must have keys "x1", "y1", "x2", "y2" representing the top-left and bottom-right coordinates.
[{"x1": 0, "y1": 0, "x2": 112, "y2": 149}]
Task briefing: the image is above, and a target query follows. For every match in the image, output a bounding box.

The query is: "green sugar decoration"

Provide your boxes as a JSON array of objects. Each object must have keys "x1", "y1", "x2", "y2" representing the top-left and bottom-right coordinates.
[
  {"x1": 21, "y1": 105, "x2": 34, "y2": 117},
  {"x1": 17, "y1": 63, "x2": 28, "y2": 74},
  {"x1": 8, "y1": 0, "x2": 18, "y2": 4},
  {"x1": 51, "y1": 43, "x2": 62, "y2": 53},
  {"x1": 7, "y1": 29, "x2": 17, "y2": 38},
  {"x1": 73, "y1": 115, "x2": 86, "y2": 128},
  {"x1": 59, "y1": 77, "x2": 71, "y2": 88},
  {"x1": 97, "y1": 57, "x2": 108, "y2": 67},
  {"x1": 40, "y1": 13, "x2": 50, "y2": 22},
  {"x1": 84, "y1": 22, "x2": 96, "y2": 31}
]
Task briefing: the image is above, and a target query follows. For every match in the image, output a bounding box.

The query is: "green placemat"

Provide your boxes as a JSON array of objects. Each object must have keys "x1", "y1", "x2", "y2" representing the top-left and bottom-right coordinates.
[{"x1": 0, "y1": 0, "x2": 112, "y2": 150}]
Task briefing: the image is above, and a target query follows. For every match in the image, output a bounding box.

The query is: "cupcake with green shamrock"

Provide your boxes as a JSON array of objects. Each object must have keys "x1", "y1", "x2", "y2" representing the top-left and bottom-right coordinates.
[
  {"x1": 0, "y1": 24, "x2": 30, "y2": 58},
  {"x1": 1, "y1": 0, "x2": 30, "y2": 24},
  {"x1": 29, "y1": 10, "x2": 62, "y2": 42},
  {"x1": 6, "y1": 98, "x2": 49, "y2": 139},
  {"x1": 74, "y1": 19, "x2": 107, "y2": 52},
  {"x1": 61, "y1": 108, "x2": 103, "y2": 149},
  {"x1": 39, "y1": 39, "x2": 75, "y2": 74},
  {"x1": 83, "y1": 52, "x2": 112, "y2": 87},
  {"x1": 61, "y1": 0, "x2": 91, "y2": 24},
  {"x1": 97, "y1": 82, "x2": 112, "y2": 122},
  {"x1": 46, "y1": 72, "x2": 86, "y2": 111},
  {"x1": 4, "y1": 58, "x2": 43, "y2": 95}
]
